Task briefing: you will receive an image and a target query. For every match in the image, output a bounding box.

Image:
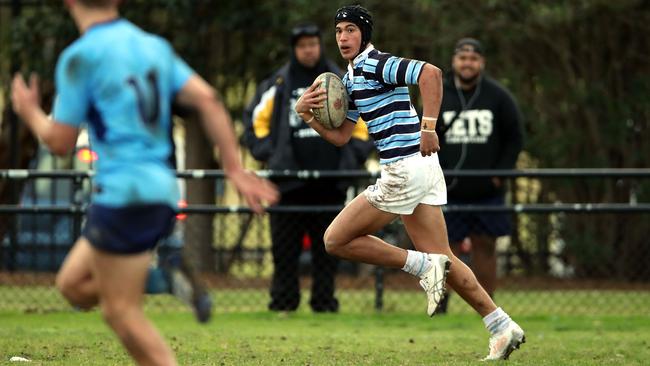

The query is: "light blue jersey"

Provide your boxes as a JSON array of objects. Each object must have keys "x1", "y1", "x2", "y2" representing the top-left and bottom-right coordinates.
[
  {"x1": 53, "y1": 19, "x2": 193, "y2": 208},
  {"x1": 342, "y1": 46, "x2": 425, "y2": 164}
]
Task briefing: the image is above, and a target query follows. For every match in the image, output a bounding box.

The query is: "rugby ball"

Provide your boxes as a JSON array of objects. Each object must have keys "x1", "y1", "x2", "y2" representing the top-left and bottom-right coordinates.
[{"x1": 312, "y1": 72, "x2": 348, "y2": 129}]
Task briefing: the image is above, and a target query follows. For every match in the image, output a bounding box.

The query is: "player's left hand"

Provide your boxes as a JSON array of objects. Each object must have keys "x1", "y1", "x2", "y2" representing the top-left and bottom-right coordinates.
[
  {"x1": 420, "y1": 129, "x2": 440, "y2": 156},
  {"x1": 11, "y1": 73, "x2": 41, "y2": 119},
  {"x1": 229, "y1": 170, "x2": 279, "y2": 215}
]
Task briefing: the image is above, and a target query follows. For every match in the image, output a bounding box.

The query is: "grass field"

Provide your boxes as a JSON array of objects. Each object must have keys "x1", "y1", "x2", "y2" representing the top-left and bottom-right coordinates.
[
  {"x1": 1, "y1": 310, "x2": 649, "y2": 365},
  {"x1": 1, "y1": 287, "x2": 650, "y2": 365}
]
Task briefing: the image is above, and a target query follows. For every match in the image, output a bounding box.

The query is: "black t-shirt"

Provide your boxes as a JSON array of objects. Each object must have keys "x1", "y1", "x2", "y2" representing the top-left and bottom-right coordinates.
[{"x1": 437, "y1": 75, "x2": 523, "y2": 200}]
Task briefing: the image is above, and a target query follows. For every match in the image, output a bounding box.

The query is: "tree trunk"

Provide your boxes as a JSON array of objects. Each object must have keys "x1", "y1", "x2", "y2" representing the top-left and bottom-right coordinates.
[{"x1": 183, "y1": 115, "x2": 216, "y2": 272}]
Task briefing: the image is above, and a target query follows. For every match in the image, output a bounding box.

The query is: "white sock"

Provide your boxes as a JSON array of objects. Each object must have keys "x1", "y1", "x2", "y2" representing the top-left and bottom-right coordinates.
[
  {"x1": 401, "y1": 250, "x2": 433, "y2": 277},
  {"x1": 483, "y1": 307, "x2": 511, "y2": 335}
]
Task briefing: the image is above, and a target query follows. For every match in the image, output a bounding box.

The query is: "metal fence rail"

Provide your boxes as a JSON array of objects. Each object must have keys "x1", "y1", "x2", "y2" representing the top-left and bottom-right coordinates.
[{"x1": 1, "y1": 169, "x2": 649, "y2": 316}]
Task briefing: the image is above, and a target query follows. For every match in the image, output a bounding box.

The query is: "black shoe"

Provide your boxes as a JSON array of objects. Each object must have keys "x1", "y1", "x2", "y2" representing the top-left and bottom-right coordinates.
[
  {"x1": 163, "y1": 253, "x2": 212, "y2": 323},
  {"x1": 310, "y1": 298, "x2": 339, "y2": 313},
  {"x1": 268, "y1": 299, "x2": 299, "y2": 312}
]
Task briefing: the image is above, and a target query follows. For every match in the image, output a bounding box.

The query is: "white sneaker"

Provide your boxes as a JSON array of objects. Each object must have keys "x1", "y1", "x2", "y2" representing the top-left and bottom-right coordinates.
[
  {"x1": 483, "y1": 321, "x2": 526, "y2": 361},
  {"x1": 418, "y1": 253, "x2": 451, "y2": 316}
]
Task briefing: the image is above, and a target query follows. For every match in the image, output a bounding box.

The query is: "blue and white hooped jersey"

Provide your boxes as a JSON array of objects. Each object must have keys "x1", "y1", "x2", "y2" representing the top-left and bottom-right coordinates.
[
  {"x1": 53, "y1": 19, "x2": 193, "y2": 207},
  {"x1": 343, "y1": 45, "x2": 425, "y2": 164}
]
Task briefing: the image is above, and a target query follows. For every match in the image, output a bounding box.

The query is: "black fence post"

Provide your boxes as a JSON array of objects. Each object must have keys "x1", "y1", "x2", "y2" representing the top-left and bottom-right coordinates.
[
  {"x1": 71, "y1": 175, "x2": 84, "y2": 244},
  {"x1": 374, "y1": 266, "x2": 384, "y2": 311}
]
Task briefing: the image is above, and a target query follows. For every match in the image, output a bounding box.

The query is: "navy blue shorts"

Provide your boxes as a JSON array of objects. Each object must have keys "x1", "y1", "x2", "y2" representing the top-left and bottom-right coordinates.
[
  {"x1": 444, "y1": 196, "x2": 512, "y2": 243},
  {"x1": 82, "y1": 204, "x2": 176, "y2": 254}
]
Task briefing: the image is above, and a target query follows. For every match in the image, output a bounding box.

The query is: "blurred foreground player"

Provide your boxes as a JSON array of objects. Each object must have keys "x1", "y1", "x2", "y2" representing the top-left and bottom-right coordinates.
[{"x1": 11, "y1": 0, "x2": 278, "y2": 365}]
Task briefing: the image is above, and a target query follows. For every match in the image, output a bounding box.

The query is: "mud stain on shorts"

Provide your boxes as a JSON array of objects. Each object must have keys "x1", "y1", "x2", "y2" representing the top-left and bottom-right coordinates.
[{"x1": 376, "y1": 162, "x2": 409, "y2": 202}]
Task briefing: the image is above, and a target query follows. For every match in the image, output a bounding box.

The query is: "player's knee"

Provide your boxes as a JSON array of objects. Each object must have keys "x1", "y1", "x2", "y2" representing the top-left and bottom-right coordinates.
[
  {"x1": 323, "y1": 226, "x2": 351, "y2": 257},
  {"x1": 55, "y1": 273, "x2": 93, "y2": 310},
  {"x1": 55, "y1": 273, "x2": 76, "y2": 303},
  {"x1": 323, "y1": 226, "x2": 345, "y2": 256}
]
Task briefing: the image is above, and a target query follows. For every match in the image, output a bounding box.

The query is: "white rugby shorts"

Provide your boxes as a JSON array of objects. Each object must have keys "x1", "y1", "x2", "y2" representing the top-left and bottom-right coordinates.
[{"x1": 364, "y1": 153, "x2": 447, "y2": 215}]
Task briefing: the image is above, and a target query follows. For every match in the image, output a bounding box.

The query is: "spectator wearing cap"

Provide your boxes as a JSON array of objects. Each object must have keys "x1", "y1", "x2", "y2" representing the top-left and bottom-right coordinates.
[
  {"x1": 435, "y1": 38, "x2": 524, "y2": 313},
  {"x1": 243, "y1": 22, "x2": 373, "y2": 313}
]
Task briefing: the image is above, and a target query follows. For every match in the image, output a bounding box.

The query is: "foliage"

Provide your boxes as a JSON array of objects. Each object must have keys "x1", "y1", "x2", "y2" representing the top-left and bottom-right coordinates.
[{"x1": 3, "y1": 0, "x2": 648, "y2": 164}]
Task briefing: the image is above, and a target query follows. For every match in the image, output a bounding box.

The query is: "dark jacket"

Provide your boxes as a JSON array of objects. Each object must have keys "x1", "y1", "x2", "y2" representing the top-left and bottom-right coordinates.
[
  {"x1": 243, "y1": 61, "x2": 373, "y2": 195},
  {"x1": 436, "y1": 72, "x2": 524, "y2": 200}
]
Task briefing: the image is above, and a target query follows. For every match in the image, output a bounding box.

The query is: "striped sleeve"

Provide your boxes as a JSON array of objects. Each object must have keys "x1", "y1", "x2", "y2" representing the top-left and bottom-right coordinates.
[{"x1": 375, "y1": 55, "x2": 425, "y2": 86}]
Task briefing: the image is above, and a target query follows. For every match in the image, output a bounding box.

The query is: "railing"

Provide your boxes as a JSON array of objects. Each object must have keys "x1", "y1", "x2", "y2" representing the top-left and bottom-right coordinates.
[
  {"x1": 3, "y1": 168, "x2": 649, "y2": 215},
  {"x1": 1, "y1": 168, "x2": 649, "y2": 315}
]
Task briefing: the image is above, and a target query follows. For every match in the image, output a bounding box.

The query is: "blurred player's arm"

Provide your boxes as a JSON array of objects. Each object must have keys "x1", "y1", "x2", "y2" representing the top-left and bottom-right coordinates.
[
  {"x1": 293, "y1": 81, "x2": 356, "y2": 147},
  {"x1": 11, "y1": 73, "x2": 78, "y2": 156},
  {"x1": 175, "y1": 75, "x2": 278, "y2": 213}
]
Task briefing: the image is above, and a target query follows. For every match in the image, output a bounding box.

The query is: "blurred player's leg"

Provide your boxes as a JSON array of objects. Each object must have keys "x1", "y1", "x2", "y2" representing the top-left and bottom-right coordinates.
[
  {"x1": 55, "y1": 237, "x2": 98, "y2": 310},
  {"x1": 163, "y1": 251, "x2": 212, "y2": 323},
  {"x1": 94, "y1": 248, "x2": 176, "y2": 366}
]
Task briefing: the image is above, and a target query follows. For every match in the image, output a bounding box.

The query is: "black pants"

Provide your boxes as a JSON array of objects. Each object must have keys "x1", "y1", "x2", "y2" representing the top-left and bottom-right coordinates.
[{"x1": 268, "y1": 187, "x2": 342, "y2": 312}]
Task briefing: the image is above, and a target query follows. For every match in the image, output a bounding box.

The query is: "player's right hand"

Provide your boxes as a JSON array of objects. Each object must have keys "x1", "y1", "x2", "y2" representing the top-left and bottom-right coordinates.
[{"x1": 295, "y1": 80, "x2": 326, "y2": 115}]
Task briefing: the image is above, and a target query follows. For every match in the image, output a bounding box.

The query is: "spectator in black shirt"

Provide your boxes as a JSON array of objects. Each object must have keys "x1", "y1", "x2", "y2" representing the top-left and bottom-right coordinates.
[{"x1": 436, "y1": 38, "x2": 524, "y2": 312}]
